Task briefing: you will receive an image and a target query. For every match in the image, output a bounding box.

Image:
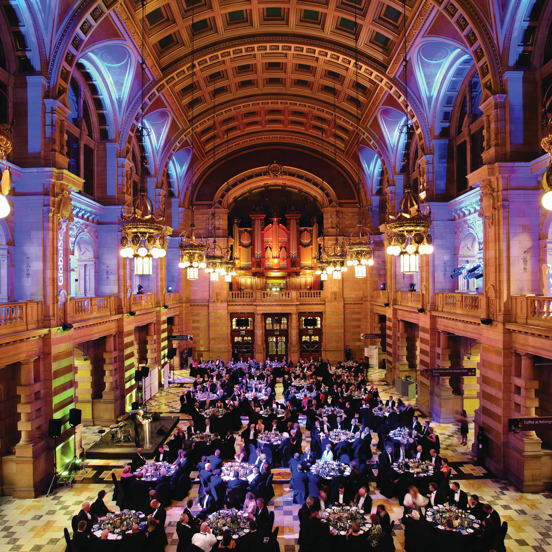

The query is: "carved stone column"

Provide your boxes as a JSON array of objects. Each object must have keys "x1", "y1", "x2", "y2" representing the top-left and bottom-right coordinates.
[
  {"x1": 289, "y1": 311, "x2": 299, "y2": 363},
  {"x1": 480, "y1": 94, "x2": 507, "y2": 164},
  {"x1": 43, "y1": 99, "x2": 70, "y2": 169}
]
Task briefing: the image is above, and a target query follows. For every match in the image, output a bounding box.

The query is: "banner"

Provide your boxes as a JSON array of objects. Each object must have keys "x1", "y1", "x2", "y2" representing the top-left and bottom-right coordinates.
[
  {"x1": 428, "y1": 368, "x2": 476, "y2": 377},
  {"x1": 509, "y1": 417, "x2": 552, "y2": 432}
]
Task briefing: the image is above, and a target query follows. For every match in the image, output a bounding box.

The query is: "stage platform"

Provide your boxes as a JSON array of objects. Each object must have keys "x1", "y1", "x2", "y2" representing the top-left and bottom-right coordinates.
[{"x1": 85, "y1": 416, "x2": 179, "y2": 460}]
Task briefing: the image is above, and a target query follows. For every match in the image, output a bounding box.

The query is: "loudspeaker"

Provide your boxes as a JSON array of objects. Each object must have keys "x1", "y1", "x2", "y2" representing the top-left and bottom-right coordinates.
[
  {"x1": 135, "y1": 369, "x2": 143, "y2": 383},
  {"x1": 141, "y1": 366, "x2": 150, "y2": 378},
  {"x1": 167, "y1": 347, "x2": 177, "y2": 359},
  {"x1": 418, "y1": 308, "x2": 425, "y2": 313},
  {"x1": 69, "y1": 408, "x2": 82, "y2": 427},
  {"x1": 480, "y1": 318, "x2": 493, "y2": 325},
  {"x1": 128, "y1": 311, "x2": 136, "y2": 316},
  {"x1": 131, "y1": 401, "x2": 140, "y2": 411},
  {"x1": 48, "y1": 418, "x2": 62, "y2": 439},
  {"x1": 167, "y1": 316, "x2": 175, "y2": 326},
  {"x1": 61, "y1": 322, "x2": 73, "y2": 331}
]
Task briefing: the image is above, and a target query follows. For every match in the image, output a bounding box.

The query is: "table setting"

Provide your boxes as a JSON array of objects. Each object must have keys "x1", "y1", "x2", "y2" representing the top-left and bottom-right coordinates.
[
  {"x1": 207, "y1": 508, "x2": 252, "y2": 540},
  {"x1": 256, "y1": 405, "x2": 285, "y2": 418},
  {"x1": 329, "y1": 429, "x2": 355, "y2": 443},
  {"x1": 309, "y1": 460, "x2": 351, "y2": 478},
  {"x1": 92, "y1": 510, "x2": 146, "y2": 540},
  {"x1": 203, "y1": 406, "x2": 227, "y2": 418},
  {"x1": 135, "y1": 461, "x2": 177, "y2": 482},
  {"x1": 257, "y1": 431, "x2": 286, "y2": 446},
  {"x1": 320, "y1": 505, "x2": 371, "y2": 536},
  {"x1": 194, "y1": 391, "x2": 221, "y2": 402},
  {"x1": 425, "y1": 505, "x2": 481, "y2": 534},
  {"x1": 320, "y1": 406, "x2": 344, "y2": 418},
  {"x1": 389, "y1": 427, "x2": 418, "y2": 445}
]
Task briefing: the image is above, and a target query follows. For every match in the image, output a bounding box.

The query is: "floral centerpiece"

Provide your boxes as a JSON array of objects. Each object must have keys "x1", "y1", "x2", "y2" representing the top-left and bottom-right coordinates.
[
  {"x1": 310, "y1": 460, "x2": 352, "y2": 478},
  {"x1": 329, "y1": 429, "x2": 355, "y2": 443},
  {"x1": 389, "y1": 427, "x2": 417, "y2": 444},
  {"x1": 426, "y1": 505, "x2": 481, "y2": 534},
  {"x1": 93, "y1": 510, "x2": 146, "y2": 537},
  {"x1": 135, "y1": 461, "x2": 177, "y2": 481},
  {"x1": 203, "y1": 407, "x2": 226, "y2": 418},
  {"x1": 221, "y1": 462, "x2": 258, "y2": 482},
  {"x1": 320, "y1": 406, "x2": 344, "y2": 418},
  {"x1": 257, "y1": 431, "x2": 285, "y2": 445},
  {"x1": 320, "y1": 505, "x2": 371, "y2": 535},
  {"x1": 207, "y1": 508, "x2": 251, "y2": 538},
  {"x1": 392, "y1": 460, "x2": 434, "y2": 477},
  {"x1": 192, "y1": 432, "x2": 215, "y2": 444}
]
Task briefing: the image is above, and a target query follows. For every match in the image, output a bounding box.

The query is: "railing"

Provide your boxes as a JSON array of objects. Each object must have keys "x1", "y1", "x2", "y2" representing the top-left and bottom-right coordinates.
[
  {"x1": 165, "y1": 292, "x2": 181, "y2": 306},
  {"x1": 130, "y1": 293, "x2": 157, "y2": 310},
  {"x1": 373, "y1": 290, "x2": 389, "y2": 305},
  {"x1": 434, "y1": 292, "x2": 484, "y2": 317},
  {"x1": 510, "y1": 296, "x2": 552, "y2": 327},
  {"x1": 229, "y1": 290, "x2": 324, "y2": 303},
  {"x1": 0, "y1": 301, "x2": 42, "y2": 335},
  {"x1": 230, "y1": 291, "x2": 255, "y2": 301},
  {"x1": 395, "y1": 291, "x2": 423, "y2": 308},
  {"x1": 66, "y1": 296, "x2": 117, "y2": 322}
]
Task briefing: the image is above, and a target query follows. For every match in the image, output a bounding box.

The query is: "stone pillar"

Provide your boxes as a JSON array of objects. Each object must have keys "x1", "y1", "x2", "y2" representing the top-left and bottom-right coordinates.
[
  {"x1": 508, "y1": 353, "x2": 547, "y2": 491},
  {"x1": 17, "y1": 358, "x2": 38, "y2": 446},
  {"x1": 289, "y1": 311, "x2": 299, "y2": 363},
  {"x1": 480, "y1": 94, "x2": 507, "y2": 164},
  {"x1": 254, "y1": 312, "x2": 264, "y2": 360},
  {"x1": 43, "y1": 98, "x2": 70, "y2": 169},
  {"x1": 251, "y1": 214, "x2": 264, "y2": 270},
  {"x1": 74, "y1": 348, "x2": 93, "y2": 425},
  {"x1": 147, "y1": 323, "x2": 158, "y2": 369},
  {"x1": 93, "y1": 335, "x2": 121, "y2": 425},
  {"x1": 430, "y1": 332, "x2": 462, "y2": 423},
  {"x1": 396, "y1": 320, "x2": 410, "y2": 380}
]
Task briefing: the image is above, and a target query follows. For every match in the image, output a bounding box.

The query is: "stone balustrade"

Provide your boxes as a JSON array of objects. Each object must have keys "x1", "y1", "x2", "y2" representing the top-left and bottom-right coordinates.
[
  {"x1": 510, "y1": 296, "x2": 552, "y2": 327},
  {"x1": 229, "y1": 290, "x2": 323, "y2": 303},
  {"x1": 394, "y1": 291, "x2": 423, "y2": 308},
  {"x1": 0, "y1": 302, "x2": 43, "y2": 335},
  {"x1": 130, "y1": 292, "x2": 157, "y2": 310},
  {"x1": 434, "y1": 292, "x2": 484, "y2": 317},
  {"x1": 66, "y1": 296, "x2": 117, "y2": 322}
]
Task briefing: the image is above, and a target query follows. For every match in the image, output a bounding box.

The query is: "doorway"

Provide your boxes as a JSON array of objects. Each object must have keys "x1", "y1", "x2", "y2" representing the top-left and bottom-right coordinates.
[{"x1": 264, "y1": 314, "x2": 288, "y2": 360}]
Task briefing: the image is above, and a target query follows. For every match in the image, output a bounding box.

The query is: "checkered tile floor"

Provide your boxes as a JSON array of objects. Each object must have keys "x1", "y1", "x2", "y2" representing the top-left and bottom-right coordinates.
[{"x1": 1, "y1": 367, "x2": 551, "y2": 552}]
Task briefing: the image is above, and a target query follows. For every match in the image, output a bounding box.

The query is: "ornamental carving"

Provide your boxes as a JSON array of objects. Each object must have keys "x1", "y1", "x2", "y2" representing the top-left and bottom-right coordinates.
[
  {"x1": 50, "y1": 188, "x2": 74, "y2": 221},
  {"x1": 239, "y1": 230, "x2": 251, "y2": 247},
  {"x1": 299, "y1": 229, "x2": 312, "y2": 247},
  {"x1": 479, "y1": 181, "x2": 495, "y2": 227},
  {"x1": 0, "y1": 124, "x2": 13, "y2": 160}
]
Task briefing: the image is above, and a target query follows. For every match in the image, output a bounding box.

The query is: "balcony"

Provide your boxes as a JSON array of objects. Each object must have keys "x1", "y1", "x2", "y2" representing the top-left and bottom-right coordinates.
[
  {"x1": 229, "y1": 290, "x2": 323, "y2": 303},
  {"x1": 434, "y1": 292, "x2": 484, "y2": 318},
  {"x1": 394, "y1": 291, "x2": 423, "y2": 309},
  {"x1": 373, "y1": 290, "x2": 389, "y2": 305},
  {"x1": 0, "y1": 301, "x2": 43, "y2": 336},
  {"x1": 65, "y1": 296, "x2": 118, "y2": 322},
  {"x1": 165, "y1": 292, "x2": 181, "y2": 306},
  {"x1": 510, "y1": 296, "x2": 552, "y2": 328},
  {"x1": 130, "y1": 293, "x2": 157, "y2": 310}
]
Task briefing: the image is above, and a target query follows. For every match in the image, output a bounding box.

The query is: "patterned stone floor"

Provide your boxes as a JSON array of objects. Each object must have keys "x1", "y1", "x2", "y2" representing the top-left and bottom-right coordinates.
[{"x1": 1, "y1": 367, "x2": 551, "y2": 551}]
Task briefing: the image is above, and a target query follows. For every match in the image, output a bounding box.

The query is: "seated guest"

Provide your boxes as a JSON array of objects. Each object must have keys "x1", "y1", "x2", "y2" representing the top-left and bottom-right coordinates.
[
  {"x1": 234, "y1": 445, "x2": 246, "y2": 463},
  {"x1": 149, "y1": 499, "x2": 168, "y2": 546},
  {"x1": 333, "y1": 483, "x2": 352, "y2": 506},
  {"x1": 183, "y1": 498, "x2": 199, "y2": 529},
  {"x1": 121, "y1": 523, "x2": 146, "y2": 552},
  {"x1": 449, "y1": 481, "x2": 468, "y2": 509},
  {"x1": 468, "y1": 494, "x2": 485, "y2": 521},
  {"x1": 240, "y1": 520, "x2": 262, "y2": 552},
  {"x1": 321, "y1": 443, "x2": 334, "y2": 462},
  {"x1": 176, "y1": 512, "x2": 194, "y2": 552},
  {"x1": 353, "y1": 486, "x2": 372, "y2": 514},
  {"x1": 412, "y1": 444, "x2": 424, "y2": 461},
  {"x1": 427, "y1": 482, "x2": 444, "y2": 507},
  {"x1": 481, "y1": 503, "x2": 502, "y2": 552},
  {"x1": 403, "y1": 485, "x2": 428, "y2": 516},
  {"x1": 301, "y1": 447, "x2": 315, "y2": 464},
  {"x1": 376, "y1": 504, "x2": 392, "y2": 536},
  {"x1": 439, "y1": 457, "x2": 451, "y2": 482},
  {"x1": 243, "y1": 491, "x2": 257, "y2": 517},
  {"x1": 214, "y1": 529, "x2": 236, "y2": 552},
  {"x1": 76, "y1": 502, "x2": 94, "y2": 532},
  {"x1": 154, "y1": 445, "x2": 168, "y2": 462},
  {"x1": 90, "y1": 489, "x2": 112, "y2": 519},
  {"x1": 254, "y1": 452, "x2": 270, "y2": 472},
  {"x1": 145, "y1": 518, "x2": 165, "y2": 552},
  {"x1": 73, "y1": 520, "x2": 93, "y2": 551},
  {"x1": 254, "y1": 497, "x2": 271, "y2": 535},
  {"x1": 346, "y1": 521, "x2": 366, "y2": 552},
  {"x1": 367, "y1": 515, "x2": 384, "y2": 551},
  {"x1": 428, "y1": 448, "x2": 441, "y2": 470},
  {"x1": 207, "y1": 449, "x2": 223, "y2": 470},
  {"x1": 192, "y1": 522, "x2": 218, "y2": 552},
  {"x1": 130, "y1": 448, "x2": 147, "y2": 472},
  {"x1": 197, "y1": 488, "x2": 215, "y2": 519}
]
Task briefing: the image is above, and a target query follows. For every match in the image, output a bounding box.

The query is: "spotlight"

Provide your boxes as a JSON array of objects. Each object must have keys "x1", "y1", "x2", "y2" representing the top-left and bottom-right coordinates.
[
  {"x1": 128, "y1": 311, "x2": 136, "y2": 316},
  {"x1": 61, "y1": 322, "x2": 73, "y2": 331},
  {"x1": 480, "y1": 318, "x2": 492, "y2": 325}
]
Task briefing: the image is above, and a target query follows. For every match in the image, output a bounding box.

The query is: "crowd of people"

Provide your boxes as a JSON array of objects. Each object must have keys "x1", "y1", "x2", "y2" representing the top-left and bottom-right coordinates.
[{"x1": 68, "y1": 356, "x2": 504, "y2": 552}]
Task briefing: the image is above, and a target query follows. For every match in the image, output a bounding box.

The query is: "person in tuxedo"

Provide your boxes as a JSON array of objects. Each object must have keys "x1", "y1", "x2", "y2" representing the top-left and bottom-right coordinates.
[
  {"x1": 449, "y1": 481, "x2": 468, "y2": 509},
  {"x1": 376, "y1": 504, "x2": 392, "y2": 536},
  {"x1": 209, "y1": 469, "x2": 225, "y2": 505},
  {"x1": 121, "y1": 523, "x2": 147, "y2": 552},
  {"x1": 378, "y1": 445, "x2": 394, "y2": 472},
  {"x1": 90, "y1": 490, "x2": 112, "y2": 519},
  {"x1": 254, "y1": 452, "x2": 270, "y2": 473},
  {"x1": 412, "y1": 444, "x2": 424, "y2": 461},
  {"x1": 183, "y1": 498, "x2": 200, "y2": 530},
  {"x1": 254, "y1": 497, "x2": 271, "y2": 535},
  {"x1": 481, "y1": 503, "x2": 502, "y2": 551},
  {"x1": 240, "y1": 519, "x2": 262, "y2": 552},
  {"x1": 428, "y1": 448, "x2": 441, "y2": 470},
  {"x1": 149, "y1": 499, "x2": 168, "y2": 546},
  {"x1": 197, "y1": 488, "x2": 215, "y2": 519},
  {"x1": 352, "y1": 486, "x2": 372, "y2": 514},
  {"x1": 207, "y1": 449, "x2": 223, "y2": 470},
  {"x1": 298, "y1": 497, "x2": 315, "y2": 552},
  {"x1": 176, "y1": 512, "x2": 194, "y2": 552},
  {"x1": 154, "y1": 445, "x2": 169, "y2": 463},
  {"x1": 73, "y1": 520, "x2": 94, "y2": 551},
  {"x1": 130, "y1": 448, "x2": 147, "y2": 472},
  {"x1": 242, "y1": 424, "x2": 258, "y2": 448},
  {"x1": 410, "y1": 415, "x2": 422, "y2": 434},
  {"x1": 427, "y1": 482, "x2": 444, "y2": 507},
  {"x1": 320, "y1": 417, "x2": 331, "y2": 435},
  {"x1": 468, "y1": 494, "x2": 486, "y2": 521},
  {"x1": 198, "y1": 462, "x2": 213, "y2": 494},
  {"x1": 385, "y1": 396, "x2": 396, "y2": 408},
  {"x1": 333, "y1": 483, "x2": 353, "y2": 506},
  {"x1": 301, "y1": 447, "x2": 315, "y2": 464},
  {"x1": 318, "y1": 489, "x2": 329, "y2": 511},
  {"x1": 76, "y1": 502, "x2": 94, "y2": 533}
]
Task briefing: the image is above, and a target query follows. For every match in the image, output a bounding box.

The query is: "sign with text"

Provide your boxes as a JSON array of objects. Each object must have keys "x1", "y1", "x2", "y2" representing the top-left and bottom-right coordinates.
[
  {"x1": 428, "y1": 368, "x2": 476, "y2": 377},
  {"x1": 360, "y1": 333, "x2": 381, "y2": 339},
  {"x1": 168, "y1": 335, "x2": 193, "y2": 341},
  {"x1": 509, "y1": 417, "x2": 552, "y2": 432}
]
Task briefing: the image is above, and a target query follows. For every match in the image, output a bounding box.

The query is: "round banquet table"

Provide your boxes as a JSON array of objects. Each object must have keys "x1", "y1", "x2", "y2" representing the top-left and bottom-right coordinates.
[
  {"x1": 329, "y1": 429, "x2": 355, "y2": 444},
  {"x1": 125, "y1": 462, "x2": 177, "y2": 509},
  {"x1": 256, "y1": 405, "x2": 285, "y2": 419},
  {"x1": 388, "y1": 427, "x2": 418, "y2": 445},
  {"x1": 194, "y1": 391, "x2": 221, "y2": 403},
  {"x1": 135, "y1": 461, "x2": 177, "y2": 482},
  {"x1": 320, "y1": 505, "x2": 372, "y2": 551},
  {"x1": 203, "y1": 407, "x2": 226, "y2": 418},
  {"x1": 221, "y1": 462, "x2": 259, "y2": 482},
  {"x1": 92, "y1": 510, "x2": 147, "y2": 540},
  {"x1": 309, "y1": 460, "x2": 351, "y2": 479},
  {"x1": 257, "y1": 431, "x2": 286, "y2": 447},
  {"x1": 320, "y1": 406, "x2": 344, "y2": 418},
  {"x1": 391, "y1": 460, "x2": 435, "y2": 497},
  {"x1": 245, "y1": 391, "x2": 270, "y2": 402},
  {"x1": 206, "y1": 508, "x2": 252, "y2": 541}
]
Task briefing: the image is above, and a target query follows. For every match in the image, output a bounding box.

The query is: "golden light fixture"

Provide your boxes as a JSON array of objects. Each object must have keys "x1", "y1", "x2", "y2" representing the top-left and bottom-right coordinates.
[
  {"x1": 120, "y1": 194, "x2": 168, "y2": 276},
  {"x1": 0, "y1": 124, "x2": 12, "y2": 219},
  {"x1": 178, "y1": 231, "x2": 207, "y2": 280},
  {"x1": 541, "y1": 134, "x2": 552, "y2": 211},
  {"x1": 385, "y1": 186, "x2": 433, "y2": 274}
]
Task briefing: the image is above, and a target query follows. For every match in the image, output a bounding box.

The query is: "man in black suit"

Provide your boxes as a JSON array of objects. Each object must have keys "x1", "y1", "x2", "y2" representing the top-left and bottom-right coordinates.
[
  {"x1": 449, "y1": 481, "x2": 468, "y2": 509},
  {"x1": 121, "y1": 523, "x2": 147, "y2": 552},
  {"x1": 242, "y1": 423, "x2": 258, "y2": 448},
  {"x1": 76, "y1": 502, "x2": 94, "y2": 533},
  {"x1": 385, "y1": 396, "x2": 396, "y2": 408},
  {"x1": 333, "y1": 483, "x2": 353, "y2": 506},
  {"x1": 154, "y1": 445, "x2": 168, "y2": 462},
  {"x1": 197, "y1": 488, "x2": 215, "y2": 519},
  {"x1": 149, "y1": 499, "x2": 168, "y2": 546},
  {"x1": 410, "y1": 415, "x2": 422, "y2": 434},
  {"x1": 301, "y1": 447, "x2": 315, "y2": 464},
  {"x1": 73, "y1": 520, "x2": 93, "y2": 551},
  {"x1": 428, "y1": 448, "x2": 442, "y2": 470},
  {"x1": 130, "y1": 448, "x2": 146, "y2": 472},
  {"x1": 468, "y1": 494, "x2": 486, "y2": 521},
  {"x1": 198, "y1": 462, "x2": 213, "y2": 494},
  {"x1": 352, "y1": 486, "x2": 372, "y2": 514},
  {"x1": 481, "y1": 503, "x2": 502, "y2": 551},
  {"x1": 254, "y1": 497, "x2": 271, "y2": 535},
  {"x1": 207, "y1": 449, "x2": 223, "y2": 470},
  {"x1": 176, "y1": 512, "x2": 194, "y2": 552},
  {"x1": 378, "y1": 445, "x2": 394, "y2": 472},
  {"x1": 427, "y1": 482, "x2": 445, "y2": 507},
  {"x1": 241, "y1": 519, "x2": 263, "y2": 552},
  {"x1": 208, "y1": 469, "x2": 225, "y2": 505}
]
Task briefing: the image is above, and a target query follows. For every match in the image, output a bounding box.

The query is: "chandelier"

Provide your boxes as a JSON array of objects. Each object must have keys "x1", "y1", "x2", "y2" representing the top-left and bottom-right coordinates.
[
  {"x1": 120, "y1": 194, "x2": 168, "y2": 275},
  {"x1": 316, "y1": 237, "x2": 348, "y2": 280},
  {"x1": 385, "y1": 186, "x2": 433, "y2": 274},
  {"x1": 204, "y1": 241, "x2": 236, "y2": 282},
  {"x1": 346, "y1": 238, "x2": 375, "y2": 278},
  {"x1": 178, "y1": 230, "x2": 207, "y2": 280}
]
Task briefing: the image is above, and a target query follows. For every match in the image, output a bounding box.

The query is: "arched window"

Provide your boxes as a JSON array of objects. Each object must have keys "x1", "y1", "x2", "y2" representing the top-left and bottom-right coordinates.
[{"x1": 71, "y1": 234, "x2": 96, "y2": 298}]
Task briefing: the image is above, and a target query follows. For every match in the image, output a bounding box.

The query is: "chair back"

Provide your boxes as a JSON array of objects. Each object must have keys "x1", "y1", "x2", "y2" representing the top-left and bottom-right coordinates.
[
  {"x1": 111, "y1": 472, "x2": 120, "y2": 504},
  {"x1": 501, "y1": 521, "x2": 508, "y2": 537},
  {"x1": 63, "y1": 528, "x2": 73, "y2": 552},
  {"x1": 71, "y1": 515, "x2": 79, "y2": 534},
  {"x1": 267, "y1": 510, "x2": 275, "y2": 533},
  {"x1": 271, "y1": 526, "x2": 279, "y2": 540}
]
